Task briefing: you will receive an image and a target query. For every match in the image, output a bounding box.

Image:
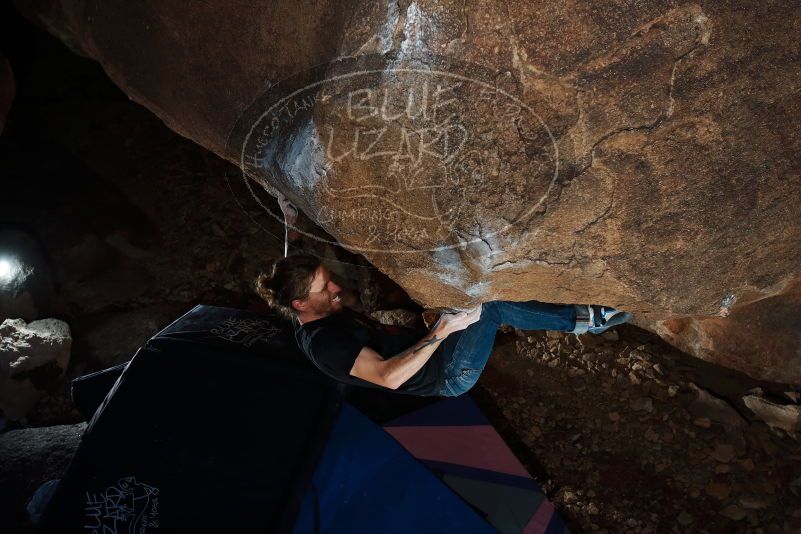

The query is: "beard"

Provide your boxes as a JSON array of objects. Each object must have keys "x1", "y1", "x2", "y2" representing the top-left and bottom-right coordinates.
[
  {"x1": 311, "y1": 293, "x2": 343, "y2": 316},
  {"x1": 329, "y1": 294, "x2": 344, "y2": 313}
]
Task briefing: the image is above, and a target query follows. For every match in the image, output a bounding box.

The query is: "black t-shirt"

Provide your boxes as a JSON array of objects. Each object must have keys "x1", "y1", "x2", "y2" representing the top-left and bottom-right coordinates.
[{"x1": 294, "y1": 308, "x2": 445, "y2": 396}]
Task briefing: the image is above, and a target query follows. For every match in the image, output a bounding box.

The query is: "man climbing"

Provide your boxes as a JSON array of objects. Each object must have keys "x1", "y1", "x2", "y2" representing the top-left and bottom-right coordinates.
[{"x1": 256, "y1": 254, "x2": 631, "y2": 397}]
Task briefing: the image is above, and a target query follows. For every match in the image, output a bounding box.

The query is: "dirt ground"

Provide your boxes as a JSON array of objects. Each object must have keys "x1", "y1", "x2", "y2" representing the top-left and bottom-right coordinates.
[{"x1": 474, "y1": 326, "x2": 801, "y2": 533}]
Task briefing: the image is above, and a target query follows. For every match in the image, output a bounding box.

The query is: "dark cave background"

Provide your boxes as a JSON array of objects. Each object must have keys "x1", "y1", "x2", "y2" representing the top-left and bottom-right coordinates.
[{"x1": 1, "y1": 7, "x2": 271, "y2": 422}]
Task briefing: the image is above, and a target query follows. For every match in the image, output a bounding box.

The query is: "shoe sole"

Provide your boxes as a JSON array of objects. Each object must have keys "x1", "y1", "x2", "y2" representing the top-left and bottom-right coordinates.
[{"x1": 588, "y1": 311, "x2": 633, "y2": 334}]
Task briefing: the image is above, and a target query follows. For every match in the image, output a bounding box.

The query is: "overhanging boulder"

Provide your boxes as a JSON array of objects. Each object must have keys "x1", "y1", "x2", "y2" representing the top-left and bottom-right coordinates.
[{"x1": 15, "y1": 0, "x2": 801, "y2": 382}]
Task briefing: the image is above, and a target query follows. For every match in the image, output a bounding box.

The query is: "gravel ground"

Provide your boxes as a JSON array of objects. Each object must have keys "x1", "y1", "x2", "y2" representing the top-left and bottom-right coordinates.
[{"x1": 473, "y1": 326, "x2": 801, "y2": 533}]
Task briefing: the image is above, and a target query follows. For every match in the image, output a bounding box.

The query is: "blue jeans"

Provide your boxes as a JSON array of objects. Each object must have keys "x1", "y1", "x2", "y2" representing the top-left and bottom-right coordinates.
[{"x1": 436, "y1": 300, "x2": 576, "y2": 397}]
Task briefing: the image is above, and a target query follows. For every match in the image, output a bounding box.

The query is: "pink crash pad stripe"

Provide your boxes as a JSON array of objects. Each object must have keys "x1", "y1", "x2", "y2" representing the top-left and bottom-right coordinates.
[
  {"x1": 384, "y1": 425, "x2": 530, "y2": 478},
  {"x1": 523, "y1": 499, "x2": 555, "y2": 534}
]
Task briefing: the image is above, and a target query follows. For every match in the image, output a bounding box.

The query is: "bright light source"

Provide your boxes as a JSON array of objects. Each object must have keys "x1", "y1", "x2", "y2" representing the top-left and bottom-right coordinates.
[{"x1": 0, "y1": 258, "x2": 17, "y2": 282}]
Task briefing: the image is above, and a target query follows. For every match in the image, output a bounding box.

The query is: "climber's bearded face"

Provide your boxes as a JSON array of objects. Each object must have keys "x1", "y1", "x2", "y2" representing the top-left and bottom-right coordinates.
[{"x1": 297, "y1": 265, "x2": 343, "y2": 317}]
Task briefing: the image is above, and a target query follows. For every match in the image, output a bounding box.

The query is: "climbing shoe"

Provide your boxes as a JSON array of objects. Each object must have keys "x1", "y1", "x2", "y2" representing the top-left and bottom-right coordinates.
[{"x1": 572, "y1": 304, "x2": 632, "y2": 334}]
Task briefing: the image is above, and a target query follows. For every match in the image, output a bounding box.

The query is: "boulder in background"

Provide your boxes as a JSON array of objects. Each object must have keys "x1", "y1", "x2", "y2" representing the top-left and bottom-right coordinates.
[{"x1": 0, "y1": 317, "x2": 71, "y2": 420}]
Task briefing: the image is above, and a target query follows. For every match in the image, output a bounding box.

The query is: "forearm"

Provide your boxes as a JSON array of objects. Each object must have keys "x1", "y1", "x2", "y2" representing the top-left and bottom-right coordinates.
[{"x1": 382, "y1": 326, "x2": 448, "y2": 389}]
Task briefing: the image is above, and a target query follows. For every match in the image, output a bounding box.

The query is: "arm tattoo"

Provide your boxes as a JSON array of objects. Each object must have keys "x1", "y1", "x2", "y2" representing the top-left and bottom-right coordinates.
[{"x1": 413, "y1": 335, "x2": 441, "y2": 353}]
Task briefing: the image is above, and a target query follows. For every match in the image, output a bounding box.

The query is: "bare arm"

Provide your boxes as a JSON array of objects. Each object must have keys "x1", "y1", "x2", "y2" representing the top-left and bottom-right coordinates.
[{"x1": 349, "y1": 306, "x2": 482, "y2": 390}]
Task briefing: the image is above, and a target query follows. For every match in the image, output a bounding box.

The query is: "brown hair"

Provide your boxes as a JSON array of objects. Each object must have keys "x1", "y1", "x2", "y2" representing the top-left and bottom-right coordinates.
[{"x1": 255, "y1": 254, "x2": 322, "y2": 320}]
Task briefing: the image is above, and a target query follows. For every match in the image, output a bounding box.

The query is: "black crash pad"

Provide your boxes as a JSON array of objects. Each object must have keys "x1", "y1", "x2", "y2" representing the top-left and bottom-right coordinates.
[{"x1": 41, "y1": 305, "x2": 341, "y2": 533}]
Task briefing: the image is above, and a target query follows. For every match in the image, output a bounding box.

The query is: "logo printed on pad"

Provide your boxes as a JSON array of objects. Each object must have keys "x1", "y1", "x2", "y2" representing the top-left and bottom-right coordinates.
[
  {"x1": 211, "y1": 317, "x2": 282, "y2": 347},
  {"x1": 83, "y1": 476, "x2": 160, "y2": 533}
]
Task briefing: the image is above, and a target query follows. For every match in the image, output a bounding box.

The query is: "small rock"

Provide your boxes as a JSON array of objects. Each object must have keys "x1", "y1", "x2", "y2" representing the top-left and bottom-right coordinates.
[
  {"x1": 739, "y1": 495, "x2": 769, "y2": 510},
  {"x1": 693, "y1": 417, "x2": 712, "y2": 428},
  {"x1": 608, "y1": 412, "x2": 621, "y2": 422},
  {"x1": 562, "y1": 490, "x2": 578, "y2": 504},
  {"x1": 709, "y1": 443, "x2": 736, "y2": 463},
  {"x1": 588, "y1": 502, "x2": 599, "y2": 515},
  {"x1": 719, "y1": 505, "x2": 746, "y2": 521},
  {"x1": 715, "y1": 464, "x2": 731, "y2": 474},
  {"x1": 706, "y1": 481, "x2": 732, "y2": 500},
  {"x1": 739, "y1": 458, "x2": 755, "y2": 471},
  {"x1": 677, "y1": 511, "x2": 694, "y2": 525},
  {"x1": 668, "y1": 385, "x2": 679, "y2": 397},
  {"x1": 631, "y1": 397, "x2": 653, "y2": 413}
]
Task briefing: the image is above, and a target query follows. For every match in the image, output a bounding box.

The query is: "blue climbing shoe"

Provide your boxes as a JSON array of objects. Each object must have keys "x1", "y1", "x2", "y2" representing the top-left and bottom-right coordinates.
[
  {"x1": 588, "y1": 305, "x2": 632, "y2": 334},
  {"x1": 572, "y1": 304, "x2": 632, "y2": 334}
]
